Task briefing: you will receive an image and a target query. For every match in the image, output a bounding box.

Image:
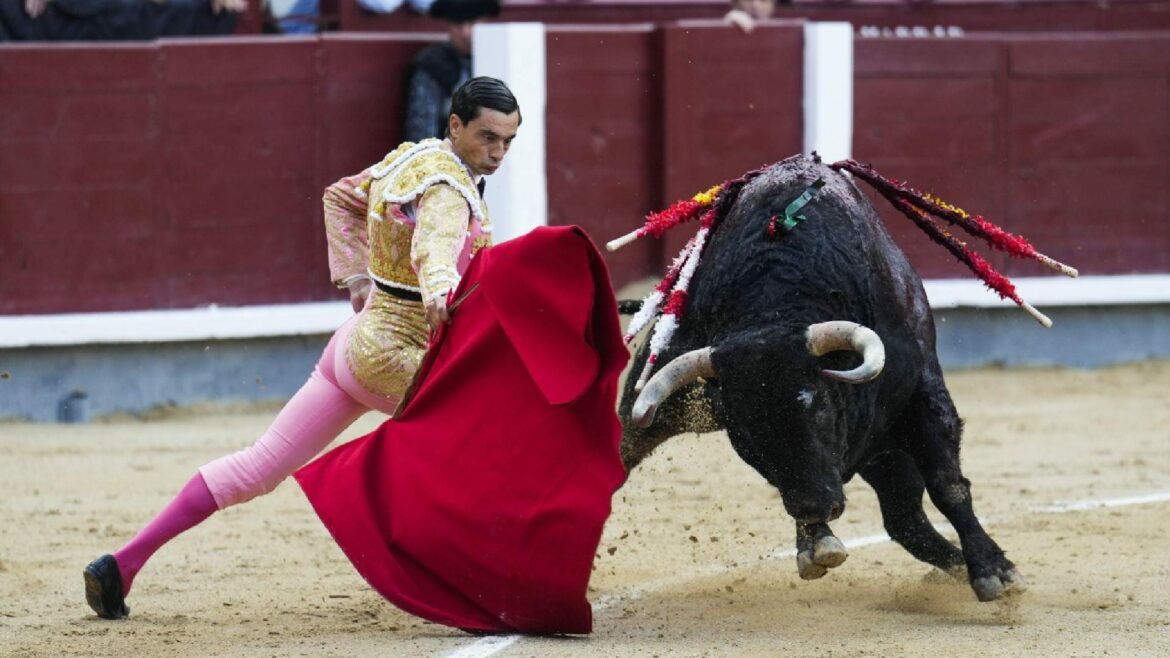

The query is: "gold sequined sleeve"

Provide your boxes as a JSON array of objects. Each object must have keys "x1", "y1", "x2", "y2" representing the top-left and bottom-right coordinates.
[
  {"x1": 323, "y1": 171, "x2": 371, "y2": 288},
  {"x1": 411, "y1": 183, "x2": 471, "y2": 301}
]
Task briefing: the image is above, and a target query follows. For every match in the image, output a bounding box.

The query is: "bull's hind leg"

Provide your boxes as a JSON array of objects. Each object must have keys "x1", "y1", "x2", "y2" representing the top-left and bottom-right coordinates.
[
  {"x1": 859, "y1": 449, "x2": 964, "y2": 575},
  {"x1": 902, "y1": 369, "x2": 1025, "y2": 601},
  {"x1": 795, "y1": 522, "x2": 848, "y2": 580}
]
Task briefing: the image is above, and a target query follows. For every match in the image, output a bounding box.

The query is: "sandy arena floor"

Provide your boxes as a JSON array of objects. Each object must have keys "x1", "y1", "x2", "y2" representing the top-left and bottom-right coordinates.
[{"x1": 1, "y1": 361, "x2": 1168, "y2": 657}]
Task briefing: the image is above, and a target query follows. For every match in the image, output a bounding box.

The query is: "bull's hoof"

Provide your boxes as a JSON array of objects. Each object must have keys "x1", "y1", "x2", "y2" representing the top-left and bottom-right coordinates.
[
  {"x1": 797, "y1": 536, "x2": 849, "y2": 580},
  {"x1": 813, "y1": 535, "x2": 848, "y2": 568},
  {"x1": 972, "y1": 567, "x2": 1026, "y2": 602},
  {"x1": 797, "y1": 551, "x2": 827, "y2": 580}
]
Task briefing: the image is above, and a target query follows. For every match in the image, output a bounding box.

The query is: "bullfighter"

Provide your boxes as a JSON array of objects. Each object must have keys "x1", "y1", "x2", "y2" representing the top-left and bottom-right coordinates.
[{"x1": 83, "y1": 76, "x2": 520, "y2": 621}]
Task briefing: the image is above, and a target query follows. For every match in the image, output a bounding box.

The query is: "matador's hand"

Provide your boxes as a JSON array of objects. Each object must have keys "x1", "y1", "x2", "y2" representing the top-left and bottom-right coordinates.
[
  {"x1": 348, "y1": 278, "x2": 372, "y2": 314},
  {"x1": 424, "y1": 290, "x2": 451, "y2": 330}
]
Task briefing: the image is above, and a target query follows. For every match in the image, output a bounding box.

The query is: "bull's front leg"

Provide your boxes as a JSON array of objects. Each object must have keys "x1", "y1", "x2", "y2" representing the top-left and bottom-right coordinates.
[
  {"x1": 904, "y1": 372, "x2": 1026, "y2": 601},
  {"x1": 795, "y1": 522, "x2": 848, "y2": 580},
  {"x1": 859, "y1": 449, "x2": 965, "y2": 575}
]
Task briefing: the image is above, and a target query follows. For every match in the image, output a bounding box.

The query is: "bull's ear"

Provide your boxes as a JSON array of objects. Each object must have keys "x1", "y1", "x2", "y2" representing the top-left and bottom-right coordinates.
[{"x1": 480, "y1": 227, "x2": 600, "y2": 405}]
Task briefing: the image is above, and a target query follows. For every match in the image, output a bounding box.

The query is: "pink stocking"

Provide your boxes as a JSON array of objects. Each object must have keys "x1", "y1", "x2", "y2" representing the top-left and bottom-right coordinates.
[
  {"x1": 112, "y1": 472, "x2": 217, "y2": 595},
  {"x1": 109, "y1": 319, "x2": 371, "y2": 598}
]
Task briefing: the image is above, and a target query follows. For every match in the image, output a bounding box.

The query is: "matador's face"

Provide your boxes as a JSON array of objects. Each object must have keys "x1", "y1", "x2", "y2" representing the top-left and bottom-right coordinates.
[{"x1": 448, "y1": 108, "x2": 520, "y2": 177}]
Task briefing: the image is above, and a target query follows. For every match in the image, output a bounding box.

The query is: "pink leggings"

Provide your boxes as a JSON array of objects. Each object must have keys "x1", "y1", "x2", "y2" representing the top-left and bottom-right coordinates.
[{"x1": 198, "y1": 316, "x2": 398, "y2": 509}]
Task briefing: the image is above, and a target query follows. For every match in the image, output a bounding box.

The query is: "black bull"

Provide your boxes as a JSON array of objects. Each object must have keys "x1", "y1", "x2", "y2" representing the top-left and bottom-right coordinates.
[{"x1": 618, "y1": 155, "x2": 1024, "y2": 601}]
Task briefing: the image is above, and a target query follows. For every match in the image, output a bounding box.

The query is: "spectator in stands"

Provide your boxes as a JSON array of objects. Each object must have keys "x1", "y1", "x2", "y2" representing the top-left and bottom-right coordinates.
[
  {"x1": 723, "y1": 0, "x2": 785, "y2": 34},
  {"x1": 272, "y1": 0, "x2": 319, "y2": 34},
  {"x1": 402, "y1": 0, "x2": 500, "y2": 142},
  {"x1": 358, "y1": 0, "x2": 435, "y2": 14},
  {"x1": 0, "y1": 0, "x2": 244, "y2": 41},
  {"x1": 273, "y1": 0, "x2": 435, "y2": 34}
]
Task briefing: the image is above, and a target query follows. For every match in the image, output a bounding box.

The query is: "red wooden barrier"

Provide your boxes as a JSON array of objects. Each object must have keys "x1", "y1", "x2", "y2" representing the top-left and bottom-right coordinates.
[
  {"x1": 660, "y1": 20, "x2": 804, "y2": 256},
  {"x1": 1, "y1": 44, "x2": 162, "y2": 312},
  {"x1": 0, "y1": 35, "x2": 434, "y2": 314},
  {"x1": 853, "y1": 32, "x2": 1170, "y2": 279},
  {"x1": 2, "y1": 28, "x2": 1167, "y2": 315},
  {"x1": 338, "y1": 0, "x2": 1170, "y2": 32},
  {"x1": 545, "y1": 24, "x2": 666, "y2": 284}
]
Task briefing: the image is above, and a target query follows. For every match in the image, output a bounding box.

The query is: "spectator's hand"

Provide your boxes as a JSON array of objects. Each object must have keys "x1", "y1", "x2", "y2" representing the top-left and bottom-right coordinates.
[
  {"x1": 348, "y1": 278, "x2": 373, "y2": 314},
  {"x1": 212, "y1": 0, "x2": 248, "y2": 14},
  {"x1": 24, "y1": 0, "x2": 50, "y2": 19},
  {"x1": 424, "y1": 290, "x2": 451, "y2": 331},
  {"x1": 724, "y1": 9, "x2": 756, "y2": 34}
]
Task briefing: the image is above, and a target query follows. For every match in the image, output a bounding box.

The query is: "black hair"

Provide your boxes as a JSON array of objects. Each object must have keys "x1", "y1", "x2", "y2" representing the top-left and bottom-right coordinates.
[
  {"x1": 449, "y1": 76, "x2": 522, "y2": 129},
  {"x1": 429, "y1": 0, "x2": 501, "y2": 23}
]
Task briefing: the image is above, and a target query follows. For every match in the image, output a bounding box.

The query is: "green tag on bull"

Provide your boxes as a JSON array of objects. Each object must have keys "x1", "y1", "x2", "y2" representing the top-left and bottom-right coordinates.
[{"x1": 778, "y1": 177, "x2": 827, "y2": 233}]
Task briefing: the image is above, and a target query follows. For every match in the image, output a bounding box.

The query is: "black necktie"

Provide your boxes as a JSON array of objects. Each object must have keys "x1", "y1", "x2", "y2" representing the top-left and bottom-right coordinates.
[{"x1": 477, "y1": 179, "x2": 486, "y2": 196}]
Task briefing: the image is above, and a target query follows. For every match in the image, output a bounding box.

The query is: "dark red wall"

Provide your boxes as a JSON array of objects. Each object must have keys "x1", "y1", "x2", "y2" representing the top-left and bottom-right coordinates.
[
  {"x1": 0, "y1": 35, "x2": 433, "y2": 314},
  {"x1": 853, "y1": 32, "x2": 1170, "y2": 279},
  {"x1": 2, "y1": 28, "x2": 1167, "y2": 315},
  {"x1": 543, "y1": 22, "x2": 806, "y2": 281},
  {"x1": 2, "y1": 44, "x2": 166, "y2": 313},
  {"x1": 545, "y1": 25, "x2": 666, "y2": 285},
  {"x1": 660, "y1": 21, "x2": 804, "y2": 256}
]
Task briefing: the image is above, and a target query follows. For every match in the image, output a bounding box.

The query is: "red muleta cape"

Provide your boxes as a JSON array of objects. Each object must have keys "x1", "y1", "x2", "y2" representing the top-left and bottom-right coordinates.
[{"x1": 294, "y1": 225, "x2": 629, "y2": 634}]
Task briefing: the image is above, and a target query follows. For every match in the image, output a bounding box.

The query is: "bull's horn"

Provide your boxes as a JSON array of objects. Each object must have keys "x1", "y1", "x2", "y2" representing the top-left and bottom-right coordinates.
[
  {"x1": 630, "y1": 347, "x2": 716, "y2": 428},
  {"x1": 806, "y1": 321, "x2": 885, "y2": 384}
]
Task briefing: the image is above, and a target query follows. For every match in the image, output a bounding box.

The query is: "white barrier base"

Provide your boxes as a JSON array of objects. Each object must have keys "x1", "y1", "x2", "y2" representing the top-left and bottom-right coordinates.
[{"x1": 2, "y1": 275, "x2": 1168, "y2": 349}]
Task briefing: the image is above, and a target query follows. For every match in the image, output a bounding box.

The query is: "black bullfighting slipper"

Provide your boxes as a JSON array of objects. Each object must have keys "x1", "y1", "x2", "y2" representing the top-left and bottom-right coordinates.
[{"x1": 83, "y1": 554, "x2": 129, "y2": 620}]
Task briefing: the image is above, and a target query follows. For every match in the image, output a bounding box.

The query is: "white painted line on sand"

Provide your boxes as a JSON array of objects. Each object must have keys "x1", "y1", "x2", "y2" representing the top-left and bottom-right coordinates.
[
  {"x1": 1031, "y1": 490, "x2": 1170, "y2": 513},
  {"x1": 446, "y1": 635, "x2": 521, "y2": 658},
  {"x1": 443, "y1": 490, "x2": 1170, "y2": 658}
]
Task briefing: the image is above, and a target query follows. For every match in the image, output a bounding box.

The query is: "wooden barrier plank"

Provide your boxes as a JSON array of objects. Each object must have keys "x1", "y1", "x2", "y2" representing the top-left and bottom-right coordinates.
[
  {"x1": 661, "y1": 22, "x2": 803, "y2": 258},
  {"x1": 161, "y1": 130, "x2": 316, "y2": 183},
  {"x1": 163, "y1": 178, "x2": 308, "y2": 230},
  {"x1": 3, "y1": 29, "x2": 1168, "y2": 314},
  {"x1": 0, "y1": 92, "x2": 155, "y2": 141},
  {"x1": 855, "y1": 38, "x2": 1005, "y2": 76},
  {"x1": 855, "y1": 77, "x2": 998, "y2": 119},
  {"x1": 0, "y1": 187, "x2": 151, "y2": 241},
  {"x1": 164, "y1": 84, "x2": 316, "y2": 135},
  {"x1": 0, "y1": 45, "x2": 156, "y2": 92},
  {"x1": 545, "y1": 26, "x2": 663, "y2": 286},
  {"x1": 856, "y1": 118, "x2": 998, "y2": 161},
  {"x1": 5, "y1": 236, "x2": 162, "y2": 313},
  {"x1": 1007, "y1": 78, "x2": 1168, "y2": 164},
  {"x1": 60, "y1": 138, "x2": 158, "y2": 187},
  {"x1": 318, "y1": 35, "x2": 435, "y2": 181},
  {"x1": 854, "y1": 37, "x2": 1010, "y2": 279},
  {"x1": 663, "y1": 22, "x2": 802, "y2": 202},
  {"x1": 1010, "y1": 34, "x2": 1170, "y2": 77},
  {"x1": 159, "y1": 38, "x2": 318, "y2": 86}
]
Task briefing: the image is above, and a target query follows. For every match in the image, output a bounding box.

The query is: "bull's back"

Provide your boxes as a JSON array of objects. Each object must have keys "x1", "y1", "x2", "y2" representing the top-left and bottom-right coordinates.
[
  {"x1": 693, "y1": 158, "x2": 894, "y2": 330},
  {"x1": 692, "y1": 157, "x2": 933, "y2": 412}
]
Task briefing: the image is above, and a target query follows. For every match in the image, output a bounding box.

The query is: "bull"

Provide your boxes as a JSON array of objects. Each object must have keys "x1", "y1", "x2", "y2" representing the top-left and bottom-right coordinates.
[{"x1": 617, "y1": 154, "x2": 1028, "y2": 601}]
